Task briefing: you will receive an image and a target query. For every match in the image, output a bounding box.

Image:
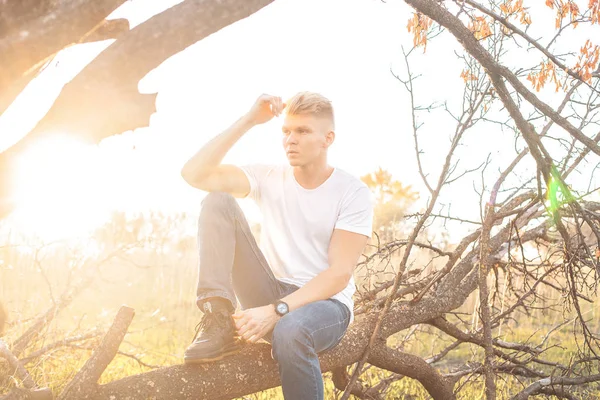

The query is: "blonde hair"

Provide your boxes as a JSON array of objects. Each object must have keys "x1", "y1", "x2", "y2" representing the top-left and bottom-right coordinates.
[{"x1": 285, "y1": 92, "x2": 335, "y2": 129}]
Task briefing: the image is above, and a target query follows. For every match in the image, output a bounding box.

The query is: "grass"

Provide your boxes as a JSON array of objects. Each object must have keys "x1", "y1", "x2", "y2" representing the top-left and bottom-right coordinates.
[{"x1": 2, "y1": 214, "x2": 600, "y2": 399}]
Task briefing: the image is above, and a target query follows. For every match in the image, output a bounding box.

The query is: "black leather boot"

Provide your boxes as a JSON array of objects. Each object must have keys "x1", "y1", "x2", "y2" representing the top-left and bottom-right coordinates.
[{"x1": 184, "y1": 299, "x2": 241, "y2": 364}]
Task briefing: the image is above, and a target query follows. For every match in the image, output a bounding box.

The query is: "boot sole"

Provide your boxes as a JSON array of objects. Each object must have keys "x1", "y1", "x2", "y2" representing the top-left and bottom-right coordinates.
[{"x1": 184, "y1": 341, "x2": 242, "y2": 364}]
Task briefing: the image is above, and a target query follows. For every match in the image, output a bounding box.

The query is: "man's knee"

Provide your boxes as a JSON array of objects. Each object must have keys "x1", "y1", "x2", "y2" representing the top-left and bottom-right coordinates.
[
  {"x1": 272, "y1": 316, "x2": 312, "y2": 363},
  {"x1": 201, "y1": 192, "x2": 236, "y2": 212}
]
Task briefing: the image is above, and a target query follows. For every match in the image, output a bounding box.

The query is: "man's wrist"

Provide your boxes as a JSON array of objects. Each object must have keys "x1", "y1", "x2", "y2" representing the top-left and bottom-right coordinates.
[
  {"x1": 273, "y1": 300, "x2": 290, "y2": 317},
  {"x1": 272, "y1": 306, "x2": 281, "y2": 319},
  {"x1": 239, "y1": 114, "x2": 257, "y2": 129}
]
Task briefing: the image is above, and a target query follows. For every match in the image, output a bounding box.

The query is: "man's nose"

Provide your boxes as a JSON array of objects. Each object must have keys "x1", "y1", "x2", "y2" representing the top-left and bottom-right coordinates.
[{"x1": 285, "y1": 133, "x2": 298, "y2": 145}]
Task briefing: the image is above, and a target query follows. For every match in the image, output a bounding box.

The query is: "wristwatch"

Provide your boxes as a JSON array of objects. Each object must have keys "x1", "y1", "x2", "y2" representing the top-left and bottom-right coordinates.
[{"x1": 273, "y1": 300, "x2": 289, "y2": 317}]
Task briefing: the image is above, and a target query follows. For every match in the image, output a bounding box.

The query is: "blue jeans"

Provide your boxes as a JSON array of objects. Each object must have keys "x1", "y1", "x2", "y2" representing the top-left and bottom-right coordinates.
[{"x1": 195, "y1": 192, "x2": 351, "y2": 399}]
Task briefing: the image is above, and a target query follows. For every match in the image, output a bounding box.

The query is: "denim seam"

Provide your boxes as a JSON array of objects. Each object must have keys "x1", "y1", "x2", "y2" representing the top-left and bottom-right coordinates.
[
  {"x1": 334, "y1": 314, "x2": 351, "y2": 343},
  {"x1": 308, "y1": 317, "x2": 349, "y2": 352},
  {"x1": 308, "y1": 319, "x2": 346, "y2": 398},
  {"x1": 331, "y1": 299, "x2": 351, "y2": 324},
  {"x1": 311, "y1": 353, "x2": 318, "y2": 399}
]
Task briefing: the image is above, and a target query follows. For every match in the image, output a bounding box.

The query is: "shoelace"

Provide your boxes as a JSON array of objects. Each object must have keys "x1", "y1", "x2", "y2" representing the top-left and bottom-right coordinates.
[{"x1": 190, "y1": 309, "x2": 227, "y2": 343}]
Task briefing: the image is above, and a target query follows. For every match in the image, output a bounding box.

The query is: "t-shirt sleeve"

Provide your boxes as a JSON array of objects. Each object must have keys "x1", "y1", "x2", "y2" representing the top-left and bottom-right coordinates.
[
  {"x1": 335, "y1": 185, "x2": 374, "y2": 238},
  {"x1": 239, "y1": 164, "x2": 275, "y2": 202}
]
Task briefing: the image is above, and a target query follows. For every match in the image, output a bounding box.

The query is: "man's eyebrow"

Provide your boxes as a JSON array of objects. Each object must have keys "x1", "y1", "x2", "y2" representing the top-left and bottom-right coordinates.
[{"x1": 282, "y1": 125, "x2": 312, "y2": 131}]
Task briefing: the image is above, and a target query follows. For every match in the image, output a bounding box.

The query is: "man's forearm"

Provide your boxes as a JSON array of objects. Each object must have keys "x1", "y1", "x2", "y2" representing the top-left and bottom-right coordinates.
[
  {"x1": 181, "y1": 115, "x2": 254, "y2": 183},
  {"x1": 280, "y1": 268, "x2": 350, "y2": 312}
]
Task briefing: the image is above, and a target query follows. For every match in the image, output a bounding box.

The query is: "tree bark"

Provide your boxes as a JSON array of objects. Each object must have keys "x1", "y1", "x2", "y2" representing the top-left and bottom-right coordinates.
[
  {"x1": 97, "y1": 313, "x2": 377, "y2": 400},
  {"x1": 0, "y1": 388, "x2": 52, "y2": 400},
  {"x1": 368, "y1": 345, "x2": 455, "y2": 400},
  {"x1": 0, "y1": 0, "x2": 129, "y2": 115},
  {"x1": 510, "y1": 374, "x2": 600, "y2": 400}
]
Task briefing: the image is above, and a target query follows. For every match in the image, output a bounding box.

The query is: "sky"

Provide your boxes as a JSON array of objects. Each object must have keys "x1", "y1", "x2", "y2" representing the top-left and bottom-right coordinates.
[{"x1": 0, "y1": 0, "x2": 597, "y2": 241}]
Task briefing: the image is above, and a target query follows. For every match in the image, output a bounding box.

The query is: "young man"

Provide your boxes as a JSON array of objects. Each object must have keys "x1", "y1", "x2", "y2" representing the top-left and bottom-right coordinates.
[{"x1": 181, "y1": 92, "x2": 373, "y2": 399}]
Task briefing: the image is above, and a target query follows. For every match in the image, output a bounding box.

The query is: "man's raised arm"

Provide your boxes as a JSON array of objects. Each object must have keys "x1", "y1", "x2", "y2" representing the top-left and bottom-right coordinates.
[{"x1": 180, "y1": 94, "x2": 285, "y2": 198}]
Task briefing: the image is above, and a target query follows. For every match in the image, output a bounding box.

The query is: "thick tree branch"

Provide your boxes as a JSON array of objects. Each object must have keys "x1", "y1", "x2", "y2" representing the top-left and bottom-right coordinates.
[
  {"x1": 0, "y1": 0, "x2": 128, "y2": 114},
  {"x1": 58, "y1": 306, "x2": 135, "y2": 400},
  {"x1": 0, "y1": 388, "x2": 53, "y2": 400},
  {"x1": 510, "y1": 374, "x2": 600, "y2": 400},
  {"x1": 0, "y1": 340, "x2": 36, "y2": 389},
  {"x1": 368, "y1": 345, "x2": 455, "y2": 400},
  {"x1": 331, "y1": 367, "x2": 381, "y2": 399}
]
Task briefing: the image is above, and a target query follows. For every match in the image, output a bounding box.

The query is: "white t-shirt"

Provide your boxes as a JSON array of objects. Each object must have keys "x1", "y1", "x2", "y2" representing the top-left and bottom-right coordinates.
[{"x1": 240, "y1": 164, "x2": 374, "y2": 323}]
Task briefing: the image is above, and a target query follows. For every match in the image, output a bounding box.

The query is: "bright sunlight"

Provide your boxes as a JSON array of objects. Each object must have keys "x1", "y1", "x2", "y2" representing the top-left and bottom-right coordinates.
[{"x1": 10, "y1": 134, "x2": 111, "y2": 241}]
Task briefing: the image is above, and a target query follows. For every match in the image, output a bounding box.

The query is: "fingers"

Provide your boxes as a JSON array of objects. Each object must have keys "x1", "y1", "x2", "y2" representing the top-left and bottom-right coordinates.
[
  {"x1": 238, "y1": 320, "x2": 260, "y2": 342},
  {"x1": 233, "y1": 311, "x2": 251, "y2": 332},
  {"x1": 252, "y1": 94, "x2": 285, "y2": 123},
  {"x1": 240, "y1": 326, "x2": 261, "y2": 343},
  {"x1": 232, "y1": 312, "x2": 250, "y2": 330},
  {"x1": 234, "y1": 315, "x2": 263, "y2": 343},
  {"x1": 246, "y1": 334, "x2": 260, "y2": 344},
  {"x1": 260, "y1": 94, "x2": 283, "y2": 117},
  {"x1": 269, "y1": 97, "x2": 282, "y2": 117},
  {"x1": 240, "y1": 329, "x2": 257, "y2": 342}
]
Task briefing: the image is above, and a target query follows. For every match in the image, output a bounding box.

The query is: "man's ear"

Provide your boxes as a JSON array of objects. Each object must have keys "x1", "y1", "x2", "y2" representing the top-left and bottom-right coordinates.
[{"x1": 325, "y1": 130, "x2": 335, "y2": 147}]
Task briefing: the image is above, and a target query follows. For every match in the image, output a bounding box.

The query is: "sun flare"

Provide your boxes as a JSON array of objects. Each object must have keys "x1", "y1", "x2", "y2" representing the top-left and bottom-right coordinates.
[{"x1": 10, "y1": 134, "x2": 111, "y2": 241}]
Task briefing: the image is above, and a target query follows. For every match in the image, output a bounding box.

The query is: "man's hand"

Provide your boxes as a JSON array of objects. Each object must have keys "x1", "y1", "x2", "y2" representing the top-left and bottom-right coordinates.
[
  {"x1": 233, "y1": 304, "x2": 280, "y2": 343},
  {"x1": 245, "y1": 94, "x2": 286, "y2": 125}
]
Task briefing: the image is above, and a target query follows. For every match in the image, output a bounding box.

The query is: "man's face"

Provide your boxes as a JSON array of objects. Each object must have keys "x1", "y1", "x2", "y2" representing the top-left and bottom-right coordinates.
[{"x1": 281, "y1": 113, "x2": 334, "y2": 167}]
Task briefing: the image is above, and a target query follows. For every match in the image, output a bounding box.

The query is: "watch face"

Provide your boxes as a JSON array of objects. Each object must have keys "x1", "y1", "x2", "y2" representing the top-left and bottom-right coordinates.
[{"x1": 276, "y1": 302, "x2": 288, "y2": 314}]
